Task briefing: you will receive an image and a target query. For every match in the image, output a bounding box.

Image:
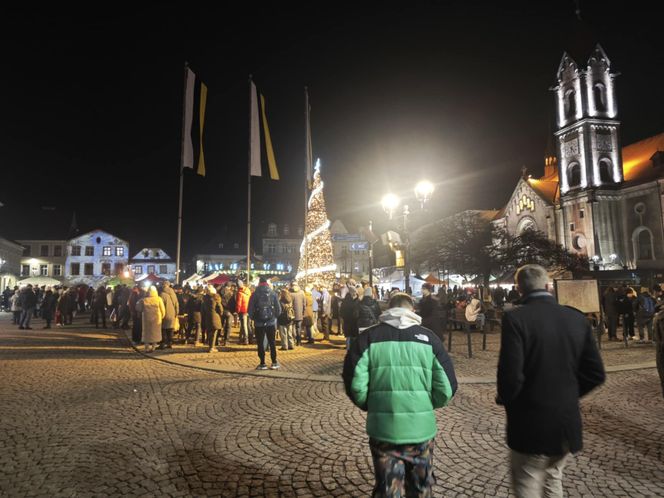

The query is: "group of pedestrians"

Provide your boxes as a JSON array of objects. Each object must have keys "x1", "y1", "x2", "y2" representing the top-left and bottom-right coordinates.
[{"x1": 602, "y1": 284, "x2": 660, "y2": 342}]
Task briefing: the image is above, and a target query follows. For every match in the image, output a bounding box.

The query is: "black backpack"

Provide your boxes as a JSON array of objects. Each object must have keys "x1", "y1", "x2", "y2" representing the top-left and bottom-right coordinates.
[{"x1": 255, "y1": 291, "x2": 275, "y2": 322}]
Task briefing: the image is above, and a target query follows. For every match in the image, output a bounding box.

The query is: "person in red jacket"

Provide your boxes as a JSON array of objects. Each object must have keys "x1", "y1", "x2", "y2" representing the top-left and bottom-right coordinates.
[{"x1": 236, "y1": 280, "x2": 252, "y2": 345}]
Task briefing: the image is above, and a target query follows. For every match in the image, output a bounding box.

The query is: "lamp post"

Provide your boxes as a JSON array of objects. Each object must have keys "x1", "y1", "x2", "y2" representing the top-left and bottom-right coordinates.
[{"x1": 381, "y1": 180, "x2": 435, "y2": 295}]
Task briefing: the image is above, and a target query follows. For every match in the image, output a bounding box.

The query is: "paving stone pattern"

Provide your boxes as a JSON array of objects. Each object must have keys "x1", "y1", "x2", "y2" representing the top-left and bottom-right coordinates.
[{"x1": 0, "y1": 313, "x2": 662, "y2": 497}]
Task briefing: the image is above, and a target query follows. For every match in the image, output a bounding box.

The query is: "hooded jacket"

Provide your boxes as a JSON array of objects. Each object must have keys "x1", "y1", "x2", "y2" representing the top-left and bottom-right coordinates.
[{"x1": 342, "y1": 307, "x2": 458, "y2": 444}]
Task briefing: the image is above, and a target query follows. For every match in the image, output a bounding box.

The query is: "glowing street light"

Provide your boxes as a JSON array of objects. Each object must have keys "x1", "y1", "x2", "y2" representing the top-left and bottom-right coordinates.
[
  {"x1": 414, "y1": 180, "x2": 435, "y2": 208},
  {"x1": 381, "y1": 193, "x2": 401, "y2": 219}
]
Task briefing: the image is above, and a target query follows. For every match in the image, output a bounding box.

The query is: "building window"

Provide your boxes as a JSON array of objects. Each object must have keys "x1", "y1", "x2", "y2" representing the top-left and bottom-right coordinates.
[
  {"x1": 153, "y1": 249, "x2": 160, "y2": 258},
  {"x1": 283, "y1": 224, "x2": 290, "y2": 235},
  {"x1": 39, "y1": 265, "x2": 48, "y2": 276},
  {"x1": 147, "y1": 265, "x2": 155, "y2": 274},
  {"x1": 101, "y1": 263, "x2": 110, "y2": 275},
  {"x1": 114, "y1": 263, "x2": 124, "y2": 274},
  {"x1": 53, "y1": 246, "x2": 62, "y2": 257},
  {"x1": 267, "y1": 223, "x2": 277, "y2": 236},
  {"x1": 599, "y1": 159, "x2": 613, "y2": 183},
  {"x1": 71, "y1": 246, "x2": 81, "y2": 256},
  {"x1": 593, "y1": 82, "x2": 606, "y2": 112},
  {"x1": 569, "y1": 223, "x2": 575, "y2": 232},
  {"x1": 565, "y1": 89, "x2": 576, "y2": 119},
  {"x1": 71, "y1": 263, "x2": 80, "y2": 276},
  {"x1": 638, "y1": 230, "x2": 654, "y2": 260},
  {"x1": 40, "y1": 245, "x2": 49, "y2": 257},
  {"x1": 21, "y1": 264, "x2": 30, "y2": 276},
  {"x1": 84, "y1": 263, "x2": 94, "y2": 276},
  {"x1": 134, "y1": 265, "x2": 143, "y2": 275},
  {"x1": 579, "y1": 209, "x2": 585, "y2": 219},
  {"x1": 267, "y1": 242, "x2": 277, "y2": 255},
  {"x1": 53, "y1": 265, "x2": 62, "y2": 277},
  {"x1": 233, "y1": 243, "x2": 239, "y2": 249},
  {"x1": 159, "y1": 265, "x2": 167, "y2": 274},
  {"x1": 115, "y1": 247, "x2": 124, "y2": 257},
  {"x1": 103, "y1": 246, "x2": 112, "y2": 256},
  {"x1": 567, "y1": 163, "x2": 581, "y2": 189},
  {"x1": 85, "y1": 246, "x2": 94, "y2": 256}
]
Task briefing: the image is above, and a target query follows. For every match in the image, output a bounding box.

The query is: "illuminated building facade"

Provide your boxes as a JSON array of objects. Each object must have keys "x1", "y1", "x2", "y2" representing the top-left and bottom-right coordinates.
[{"x1": 496, "y1": 44, "x2": 664, "y2": 269}]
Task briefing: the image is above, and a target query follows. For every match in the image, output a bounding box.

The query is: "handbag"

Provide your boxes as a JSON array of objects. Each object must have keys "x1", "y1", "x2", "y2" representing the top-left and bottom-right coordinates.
[{"x1": 173, "y1": 315, "x2": 180, "y2": 332}]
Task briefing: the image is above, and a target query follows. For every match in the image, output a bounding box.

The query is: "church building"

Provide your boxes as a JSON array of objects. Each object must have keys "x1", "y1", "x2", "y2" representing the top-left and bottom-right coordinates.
[{"x1": 495, "y1": 44, "x2": 664, "y2": 270}]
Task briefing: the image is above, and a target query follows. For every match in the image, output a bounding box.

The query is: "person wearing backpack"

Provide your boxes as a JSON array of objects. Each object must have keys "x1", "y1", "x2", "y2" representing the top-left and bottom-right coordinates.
[
  {"x1": 358, "y1": 287, "x2": 381, "y2": 331},
  {"x1": 277, "y1": 288, "x2": 295, "y2": 350},
  {"x1": 248, "y1": 277, "x2": 282, "y2": 370},
  {"x1": 636, "y1": 288, "x2": 656, "y2": 343}
]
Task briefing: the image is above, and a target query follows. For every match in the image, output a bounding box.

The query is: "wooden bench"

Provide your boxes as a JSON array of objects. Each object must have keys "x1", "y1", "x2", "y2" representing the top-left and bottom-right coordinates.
[{"x1": 447, "y1": 308, "x2": 487, "y2": 358}]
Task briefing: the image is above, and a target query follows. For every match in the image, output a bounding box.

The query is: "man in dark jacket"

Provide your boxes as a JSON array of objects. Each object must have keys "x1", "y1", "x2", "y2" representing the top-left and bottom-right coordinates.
[
  {"x1": 343, "y1": 292, "x2": 457, "y2": 497},
  {"x1": 418, "y1": 283, "x2": 443, "y2": 342},
  {"x1": 497, "y1": 264, "x2": 605, "y2": 497},
  {"x1": 340, "y1": 286, "x2": 360, "y2": 349},
  {"x1": 248, "y1": 277, "x2": 282, "y2": 370},
  {"x1": 18, "y1": 285, "x2": 37, "y2": 329},
  {"x1": 357, "y1": 287, "x2": 381, "y2": 331}
]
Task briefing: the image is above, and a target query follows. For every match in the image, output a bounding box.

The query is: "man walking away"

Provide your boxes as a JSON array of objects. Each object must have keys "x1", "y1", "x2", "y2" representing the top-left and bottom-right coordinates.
[
  {"x1": 248, "y1": 277, "x2": 281, "y2": 370},
  {"x1": 19, "y1": 285, "x2": 37, "y2": 330},
  {"x1": 497, "y1": 264, "x2": 605, "y2": 498},
  {"x1": 636, "y1": 288, "x2": 656, "y2": 343},
  {"x1": 343, "y1": 293, "x2": 457, "y2": 497}
]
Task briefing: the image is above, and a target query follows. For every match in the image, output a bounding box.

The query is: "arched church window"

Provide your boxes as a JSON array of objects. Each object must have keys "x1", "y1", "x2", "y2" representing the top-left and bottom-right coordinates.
[
  {"x1": 599, "y1": 159, "x2": 613, "y2": 184},
  {"x1": 565, "y1": 89, "x2": 576, "y2": 119},
  {"x1": 567, "y1": 163, "x2": 581, "y2": 189},
  {"x1": 593, "y1": 83, "x2": 606, "y2": 112},
  {"x1": 638, "y1": 229, "x2": 654, "y2": 260}
]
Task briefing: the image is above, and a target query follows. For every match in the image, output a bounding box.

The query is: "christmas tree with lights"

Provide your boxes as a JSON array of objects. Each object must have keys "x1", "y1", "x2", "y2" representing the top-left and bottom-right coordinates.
[{"x1": 297, "y1": 159, "x2": 337, "y2": 287}]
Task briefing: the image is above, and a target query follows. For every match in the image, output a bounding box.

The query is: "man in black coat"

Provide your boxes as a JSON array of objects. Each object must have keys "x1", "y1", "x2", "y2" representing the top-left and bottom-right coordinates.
[
  {"x1": 497, "y1": 264, "x2": 605, "y2": 497},
  {"x1": 418, "y1": 283, "x2": 443, "y2": 342}
]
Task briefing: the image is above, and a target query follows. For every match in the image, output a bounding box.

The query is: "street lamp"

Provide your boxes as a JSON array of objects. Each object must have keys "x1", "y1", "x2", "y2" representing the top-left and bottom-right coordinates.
[
  {"x1": 414, "y1": 180, "x2": 435, "y2": 209},
  {"x1": 381, "y1": 193, "x2": 401, "y2": 220},
  {"x1": 381, "y1": 180, "x2": 434, "y2": 294}
]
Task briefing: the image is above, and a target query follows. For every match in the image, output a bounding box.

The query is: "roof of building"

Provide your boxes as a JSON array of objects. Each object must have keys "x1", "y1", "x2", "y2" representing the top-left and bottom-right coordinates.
[
  {"x1": 622, "y1": 131, "x2": 664, "y2": 185},
  {"x1": 527, "y1": 178, "x2": 560, "y2": 203}
]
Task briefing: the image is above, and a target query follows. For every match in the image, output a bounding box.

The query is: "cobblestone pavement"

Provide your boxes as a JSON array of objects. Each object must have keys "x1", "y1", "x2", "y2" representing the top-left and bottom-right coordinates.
[{"x1": 0, "y1": 312, "x2": 662, "y2": 497}]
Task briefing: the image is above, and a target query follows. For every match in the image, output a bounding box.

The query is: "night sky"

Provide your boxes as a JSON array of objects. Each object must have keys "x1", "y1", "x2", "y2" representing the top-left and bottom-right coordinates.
[{"x1": 2, "y1": 2, "x2": 663, "y2": 260}]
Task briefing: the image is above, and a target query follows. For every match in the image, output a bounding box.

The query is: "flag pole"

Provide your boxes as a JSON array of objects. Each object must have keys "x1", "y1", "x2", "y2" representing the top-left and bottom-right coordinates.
[
  {"x1": 304, "y1": 86, "x2": 311, "y2": 285},
  {"x1": 247, "y1": 75, "x2": 253, "y2": 280},
  {"x1": 176, "y1": 62, "x2": 189, "y2": 284}
]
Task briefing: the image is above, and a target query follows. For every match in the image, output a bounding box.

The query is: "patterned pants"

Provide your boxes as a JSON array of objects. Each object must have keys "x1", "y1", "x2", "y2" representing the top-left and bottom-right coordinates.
[{"x1": 369, "y1": 438, "x2": 435, "y2": 497}]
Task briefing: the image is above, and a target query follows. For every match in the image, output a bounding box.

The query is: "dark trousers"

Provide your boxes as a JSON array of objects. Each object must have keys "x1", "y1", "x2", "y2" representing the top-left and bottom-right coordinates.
[
  {"x1": 160, "y1": 329, "x2": 174, "y2": 348},
  {"x1": 293, "y1": 320, "x2": 303, "y2": 345},
  {"x1": 622, "y1": 313, "x2": 635, "y2": 338},
  {"x1": 12, "y1": 311, "x2": 20, "y2": 324},
  {"x1": 255, "y1": 325, "x2": 277, "y2": 365},
  {"x1": 93, "y1": 308, "x2": 106, "y2": 328},
  {"x1": 65, "y1": 311, "x2": 73, "y2": 325},
  {"x1": 131, "y1": 313, "x2": 142, "y2": 343},
  {"x1": 369, "y1": 438, "x2": 435, "y2": 498},
  {"x1": 606, "y1": 314, "x2": 618, "y2": 339},
  {"x1": 222, "y1": 312, "x2": 232, "y2": 342},
  {"x1": 208, "y1": 329, "x2": 220, "y2": 349},
  {"x1": 44, "y1": 316, "x2": 52, "y2": 328}
]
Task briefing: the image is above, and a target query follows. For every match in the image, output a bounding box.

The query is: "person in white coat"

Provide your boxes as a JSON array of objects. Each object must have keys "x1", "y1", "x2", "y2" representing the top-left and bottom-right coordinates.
[
  {"x1": 465, "y1": 293, "x2": 486, "y2": 329},
  {"x1": 136, "y1": 286, "x2": 165, "y2": 353}
]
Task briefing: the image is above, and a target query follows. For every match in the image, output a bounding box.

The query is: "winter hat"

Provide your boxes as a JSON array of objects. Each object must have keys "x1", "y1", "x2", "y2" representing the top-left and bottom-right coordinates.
[
  {"x1": 148, "y1": 286, "x2": 158, "y2": 297},
  {"x1": 363, "y1": 287, "x2": 373, "y2": 298}
]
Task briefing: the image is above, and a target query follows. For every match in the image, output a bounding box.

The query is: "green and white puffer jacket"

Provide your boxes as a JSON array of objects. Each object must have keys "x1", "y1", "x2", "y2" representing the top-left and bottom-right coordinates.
[{"x1": 342, "y1": 307, "x2": 458, "y2": 444}]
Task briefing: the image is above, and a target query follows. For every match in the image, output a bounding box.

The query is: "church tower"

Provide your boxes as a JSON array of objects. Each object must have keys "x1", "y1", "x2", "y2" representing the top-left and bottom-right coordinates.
[
  {"x1": 552, "y1": 44, "x2": 622, "y2": 261},
  {"x1": 553, "y1": 44, "x2": 622, "y2": 193}
]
